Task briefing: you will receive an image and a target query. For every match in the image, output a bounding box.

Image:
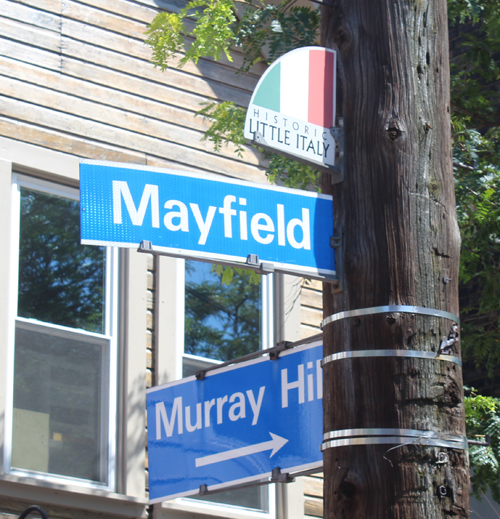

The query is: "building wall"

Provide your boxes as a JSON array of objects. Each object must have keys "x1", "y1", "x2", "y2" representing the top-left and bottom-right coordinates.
[
  {"x1": 300, "y1": 280, "x2": 322, "y2": 341},
  {"x1": 0, "y1": 0, "x2": 324, "y2": 518},
  {"x1": 299, "y1": 281, "x2": 323, "y2": 518},
  {"x1": 0, "y1": 0, "x2": 267, "y2": 178},
  {"x1": 303, "y1": 473, "x2": 323, "y2": 519}
]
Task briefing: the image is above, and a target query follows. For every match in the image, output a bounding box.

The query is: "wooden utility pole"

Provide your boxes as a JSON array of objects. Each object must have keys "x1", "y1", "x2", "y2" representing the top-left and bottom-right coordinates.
[{"x1": 320, "y1": 0, "x2": 470, "y2": 517}]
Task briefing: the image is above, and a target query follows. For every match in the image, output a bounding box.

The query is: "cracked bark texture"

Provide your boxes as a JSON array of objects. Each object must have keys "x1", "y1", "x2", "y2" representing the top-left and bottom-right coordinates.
[{"x1": 320, "y1": 0, "x2": 470, "y2": 517}]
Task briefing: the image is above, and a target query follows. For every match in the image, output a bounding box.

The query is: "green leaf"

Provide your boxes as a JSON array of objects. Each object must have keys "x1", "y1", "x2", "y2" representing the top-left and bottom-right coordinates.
[
  {"x1": 197, "y1": 102, "x2": 247, "y2": 157},
  {"x1": 145, "y1": 12, "x2": 185, "y2": 71},
  {"x1": 221, "y1": 266, "x2": 234, "y2": 285},
  {"x1": 145, "y1": 0, "x2": 321, "y2": 190},
  {"x1": 145, "y1": 0, "x2": 238, "y2": 69}
]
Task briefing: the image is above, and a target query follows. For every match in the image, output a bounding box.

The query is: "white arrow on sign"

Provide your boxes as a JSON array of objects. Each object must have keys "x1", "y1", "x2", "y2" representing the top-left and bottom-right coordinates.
[{"x1": 195, "y1": 433, "x2": 288, "y2": 468}]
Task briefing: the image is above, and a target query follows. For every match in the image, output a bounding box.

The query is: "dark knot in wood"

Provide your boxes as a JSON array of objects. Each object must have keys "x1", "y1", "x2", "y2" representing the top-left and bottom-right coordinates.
[
  {"x1": 385, "y1": 117, "x2": 405, "y2": 142},
  {"x1": 339, "y1": 480, "x2": 357, "y2": 498},
  {"x1": 386, "y1": 127, "x2": 402, "y2": 141}
]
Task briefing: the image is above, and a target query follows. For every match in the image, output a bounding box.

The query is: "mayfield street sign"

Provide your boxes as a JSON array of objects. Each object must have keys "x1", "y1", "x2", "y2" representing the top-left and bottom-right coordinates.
[
  {"x1": 244, "y1": 47, "x2": 337, "y2": 169},
  {"x1": 80, "y1": 161, "x2": 336, "y2": 280}
]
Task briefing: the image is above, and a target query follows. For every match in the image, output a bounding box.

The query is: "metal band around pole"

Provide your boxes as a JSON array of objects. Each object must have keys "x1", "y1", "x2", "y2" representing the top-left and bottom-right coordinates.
[
  {"x1": 322, "y1": 349, "x2": 462, "y2": 367},
  {"x1": 321, "y1": 436, "x2": 468, "y2": 451},
  {"x1": 323, "y1": 428, "x2": 463, "y2": 441},
  {"x1": 321, "y1": 428, "x2": 467, "y2": 451},
  {"x1": 321, "y1": 305, "x2": 460, "y2": 329}
]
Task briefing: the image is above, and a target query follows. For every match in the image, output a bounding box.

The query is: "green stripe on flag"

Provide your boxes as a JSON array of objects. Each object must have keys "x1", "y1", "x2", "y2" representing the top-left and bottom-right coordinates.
[{"x1": 252, "y1": 62, "x2": 280, "y2": 111}]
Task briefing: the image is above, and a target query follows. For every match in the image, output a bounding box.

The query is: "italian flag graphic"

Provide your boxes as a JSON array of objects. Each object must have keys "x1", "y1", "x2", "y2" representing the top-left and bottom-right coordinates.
[{"x1": 250, "y1": 47, "x2": 336, "y2": 129}]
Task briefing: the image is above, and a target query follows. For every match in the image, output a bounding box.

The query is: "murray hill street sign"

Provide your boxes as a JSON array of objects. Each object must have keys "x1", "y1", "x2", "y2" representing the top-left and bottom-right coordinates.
[{"x1": 146, "y1": 341, "x2": 323, "y2": 503}]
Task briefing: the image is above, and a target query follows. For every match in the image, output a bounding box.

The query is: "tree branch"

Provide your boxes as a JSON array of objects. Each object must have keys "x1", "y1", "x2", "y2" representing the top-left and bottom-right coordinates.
[{"x1": 452, "y1": 103, "x2": 500, "y2": 128}]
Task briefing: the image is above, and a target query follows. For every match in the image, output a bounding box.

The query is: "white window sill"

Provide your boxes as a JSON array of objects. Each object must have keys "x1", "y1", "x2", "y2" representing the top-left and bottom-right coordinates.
[
  {"x1": 0, "y1": 473, "x2": 148, "y2": 518},
  {"x1": 155, "y1": 496, "x2": 275, "y2": 519}
]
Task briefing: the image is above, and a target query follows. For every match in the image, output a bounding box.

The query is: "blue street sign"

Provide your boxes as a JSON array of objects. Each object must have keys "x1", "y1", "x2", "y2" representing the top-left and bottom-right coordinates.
[
  {"x1": 146, "y1": 341, "x2": 323, "y2": 503},
  {"x1": 80, "y1": 161, "x2": 335, "y2": 279}
]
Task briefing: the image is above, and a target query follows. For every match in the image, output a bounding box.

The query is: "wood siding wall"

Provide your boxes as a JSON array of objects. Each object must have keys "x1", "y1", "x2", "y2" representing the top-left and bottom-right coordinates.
[
  {"x1": 300, "y1": 279, "x2": 323, "y2": 340},
  {"x1": 304, "y1": 473, "x2": 324, "y2": 518},
  {"x1": 1, "y1": 0, "x2": 327, "y2": 515},
  {"x1": 1, "y1": 0, "x2": 268, "y2": 502},
  {"x1": 0, "y1": 0, "x2": 268, "y2": 181},
  {"x1": 300, "y1": 279, "x2": 324, "y2": 518}
]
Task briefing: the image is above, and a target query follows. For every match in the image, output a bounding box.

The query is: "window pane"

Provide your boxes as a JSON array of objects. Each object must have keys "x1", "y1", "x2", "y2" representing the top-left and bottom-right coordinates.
[
  {"x1": 12, "y1": 320, "x2": 109, "y2": 483},
  {"x1": 18, "y1": 187, "x2": 105, "y2": 333},
  {"x1": 11, "y1": 181, "x2": 112, "y2": 486},
  {"x1": 182, "y1": 354, "x2": 221, "y2": 378},
  {"x1": 187, "y1": 486, "x2": 269, "y2": 512},
  {"x1": 185, "y1": 261, "x2": 262, "y2": 362},
  {"x1": 184, "y1": 261, "x2": 268, "y2": 511}
]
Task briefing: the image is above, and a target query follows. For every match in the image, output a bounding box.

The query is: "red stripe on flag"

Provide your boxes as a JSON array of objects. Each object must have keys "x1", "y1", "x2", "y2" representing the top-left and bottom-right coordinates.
[{"x1": 308, "y1": 50, "x2": 334, "y2": 128}]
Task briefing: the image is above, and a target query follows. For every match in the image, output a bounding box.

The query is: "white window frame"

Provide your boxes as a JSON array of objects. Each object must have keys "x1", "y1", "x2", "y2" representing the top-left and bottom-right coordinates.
[
  {"x1": 154, "y1": 256, "x2": 276, "y2": 519},
  {"x1": 4, "y1": 173, "x2": 119, "y2": 491},
  {"x1": 181, "y1": 260, "x2": 275, "y2": 377}
]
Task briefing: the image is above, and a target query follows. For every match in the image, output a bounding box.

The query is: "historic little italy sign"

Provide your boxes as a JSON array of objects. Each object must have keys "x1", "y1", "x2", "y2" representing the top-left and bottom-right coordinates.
[
  {"x1": 244, "y1": 47, "x2": 337, "y2": 169},
  {"x1": 80, "y1": 161, "x2": 336, "y2": 279}
]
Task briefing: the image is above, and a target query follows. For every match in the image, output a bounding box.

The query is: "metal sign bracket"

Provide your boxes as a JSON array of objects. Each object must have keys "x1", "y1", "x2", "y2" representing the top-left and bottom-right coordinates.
[
  {"x1": 269, "y1": 341, "x2": 293, "y2": 360},
  {"x1": 138, "y1": 241, "x2": 276, "y2": 276},
  {"x1": 246, "y1": 254, "x2": 275, "y2": 274},
  {"x1": 197, "y1": 465, "x2": 322, "y2": 498},
  {"x1": 328, "y1": 118, "x2": 344, "y2": 184},
  {"x1": 137, "y1": 241, "x2": 339, "y2": 284},
  {"x1": 194, "y1": 335, "x2": 320, "y2": 380},
  {"x1": 271, "y1": 467, "x2": 295, "y2": 483}
]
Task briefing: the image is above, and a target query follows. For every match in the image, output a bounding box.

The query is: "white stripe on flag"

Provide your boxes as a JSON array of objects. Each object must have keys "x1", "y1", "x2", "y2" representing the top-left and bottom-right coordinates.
[{"x1": 280, "y1": 50, "x2": 308, "y2": 121}]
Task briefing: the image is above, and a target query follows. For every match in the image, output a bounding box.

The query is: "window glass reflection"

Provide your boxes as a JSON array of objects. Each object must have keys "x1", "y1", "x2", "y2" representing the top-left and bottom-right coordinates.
[
  {"x1": 185, "y1": 261, "x2": 262, "y2": 362},
  {"x1": 18, "y1": 187, "x2": 106, "y2": 333}
]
